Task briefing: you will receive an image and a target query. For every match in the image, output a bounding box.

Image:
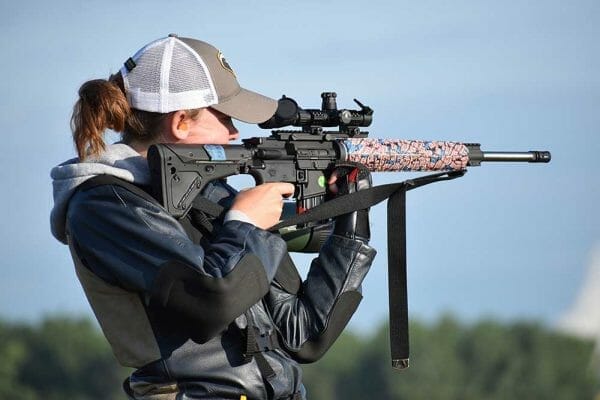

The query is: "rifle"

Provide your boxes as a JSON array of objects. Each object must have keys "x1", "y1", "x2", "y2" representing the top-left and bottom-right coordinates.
[
  {"x1": 146, "y1": 92, "x2": 551, "y2": 369},
  {"x1": 148, "y1": 92, "x2": 549, "y2": 219}
]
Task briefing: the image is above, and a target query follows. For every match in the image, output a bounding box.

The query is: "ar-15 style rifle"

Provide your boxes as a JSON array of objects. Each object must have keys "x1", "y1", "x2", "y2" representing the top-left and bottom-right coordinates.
[
  {"x1": 148, "y1": 92, "x2": 549, "y2": 219},
  {"x1": 146, "y1": 92, "x2": 551, "y2": 369}
]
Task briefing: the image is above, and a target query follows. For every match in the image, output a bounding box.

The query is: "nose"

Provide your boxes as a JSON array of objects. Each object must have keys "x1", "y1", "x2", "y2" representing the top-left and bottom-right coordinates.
[{"x1": 228, "y1": 122, "x2": 239, "y2": 140}]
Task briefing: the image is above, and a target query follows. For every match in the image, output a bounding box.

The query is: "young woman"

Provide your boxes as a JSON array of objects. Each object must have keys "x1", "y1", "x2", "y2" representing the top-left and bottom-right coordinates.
[{"x1": 50, "y1": 35, "x2": 376, "y2": 400}]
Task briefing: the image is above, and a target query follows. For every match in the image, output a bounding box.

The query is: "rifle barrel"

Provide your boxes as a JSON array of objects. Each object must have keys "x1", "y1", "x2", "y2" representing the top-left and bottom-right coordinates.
[
  {"x1": 466, "y1": 144, "x2": 551, "y2": 166},
  {"x1": 481, "y1": 151, "x2": 551, "y2": 163}
]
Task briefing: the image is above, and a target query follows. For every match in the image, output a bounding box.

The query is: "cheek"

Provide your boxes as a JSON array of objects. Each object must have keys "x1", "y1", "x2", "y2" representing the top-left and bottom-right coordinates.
[
  {"x1": 208, "y1": 125, "x2": 233, "y2": 144},
  {"x1": 190, "y1": 115, "x2": 234, "y2": 144}
]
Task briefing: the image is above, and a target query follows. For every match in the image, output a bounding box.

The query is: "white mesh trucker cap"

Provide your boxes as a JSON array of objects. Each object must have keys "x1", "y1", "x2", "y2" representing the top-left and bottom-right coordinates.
[{"x1": 120, "y1": 34, "x2": 277, "y2": 123}]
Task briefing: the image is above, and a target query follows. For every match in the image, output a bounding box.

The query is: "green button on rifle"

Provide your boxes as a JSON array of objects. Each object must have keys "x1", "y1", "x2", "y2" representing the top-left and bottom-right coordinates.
[{"x1": 318, "y1": 175, "x2": 326, "y2": 187}]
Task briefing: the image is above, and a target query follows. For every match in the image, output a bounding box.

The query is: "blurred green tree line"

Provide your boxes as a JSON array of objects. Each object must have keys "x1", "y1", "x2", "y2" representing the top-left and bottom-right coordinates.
[{"x1": 0, "y1": 315, "x2": 598, "y2": 399}]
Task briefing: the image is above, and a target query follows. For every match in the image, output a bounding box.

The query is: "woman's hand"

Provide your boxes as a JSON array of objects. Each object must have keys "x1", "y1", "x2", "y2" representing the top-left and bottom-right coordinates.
[
  {"x1": 230, "y1": 183, "x2": 295, "y2": 230},
  {"x1": 327, "y1": 163, "x2": 373, "y2": 243}
]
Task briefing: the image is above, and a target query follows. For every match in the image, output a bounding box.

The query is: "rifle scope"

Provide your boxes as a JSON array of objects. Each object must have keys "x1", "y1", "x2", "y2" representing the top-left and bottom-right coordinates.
[{"x1": 259, "y1": 92, "x2": 373, "y2": 130}]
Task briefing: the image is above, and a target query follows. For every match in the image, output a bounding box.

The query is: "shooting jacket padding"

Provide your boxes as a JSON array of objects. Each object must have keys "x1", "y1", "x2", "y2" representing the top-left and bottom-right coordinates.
[{"x1": 61, "y1": 170, "x2": 375, "y2": 400}]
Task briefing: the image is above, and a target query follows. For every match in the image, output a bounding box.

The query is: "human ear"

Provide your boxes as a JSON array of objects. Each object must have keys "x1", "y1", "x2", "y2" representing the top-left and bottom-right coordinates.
[{"x1": 170, "y1": 110, "x2": 190, "y2": 140}]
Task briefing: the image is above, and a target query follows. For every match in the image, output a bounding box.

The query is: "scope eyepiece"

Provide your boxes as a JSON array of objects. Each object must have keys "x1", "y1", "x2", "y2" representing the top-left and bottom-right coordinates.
[{"x1": 258, "y1": 96, "x2": 300, "y2": 129}]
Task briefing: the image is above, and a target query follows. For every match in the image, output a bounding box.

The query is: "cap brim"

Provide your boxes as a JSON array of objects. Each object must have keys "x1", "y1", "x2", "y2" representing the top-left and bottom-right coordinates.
[{"x1": 211, "y1": 88, "x2": 278, "y2": 124}]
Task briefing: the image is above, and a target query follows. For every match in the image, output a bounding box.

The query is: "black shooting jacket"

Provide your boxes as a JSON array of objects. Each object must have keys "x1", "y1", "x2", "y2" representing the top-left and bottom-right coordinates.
[{"x1": 63, "y1": 177, "x2": 376, "y2": 400}]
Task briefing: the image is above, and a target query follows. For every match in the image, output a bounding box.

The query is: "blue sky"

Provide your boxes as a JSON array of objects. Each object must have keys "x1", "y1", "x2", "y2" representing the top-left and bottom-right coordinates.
[{"x1": 0, "y1": 0, "x2": 598, "y2": 333}]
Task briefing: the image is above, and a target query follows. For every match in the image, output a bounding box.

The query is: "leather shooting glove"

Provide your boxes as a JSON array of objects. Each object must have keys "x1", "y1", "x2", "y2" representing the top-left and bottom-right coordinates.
[{"x1": 327, "y1": 162, "x2": 372, "y2": 243}]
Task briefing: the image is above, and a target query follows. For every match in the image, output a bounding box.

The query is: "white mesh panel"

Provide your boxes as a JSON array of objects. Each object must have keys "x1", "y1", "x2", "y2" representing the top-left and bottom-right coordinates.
[
  {"x1": 122, "y1": 37, "x2": 217, "y2": 112},
  {"x1": 126, "y1": 41, "x2": 165, "y2": 95},
  {"x1": 169, "y1": 41, "x2": 214, "y2": 101}
]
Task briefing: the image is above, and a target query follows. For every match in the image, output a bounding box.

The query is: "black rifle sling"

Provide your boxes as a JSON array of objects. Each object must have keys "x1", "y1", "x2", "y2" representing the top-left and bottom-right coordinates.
[
  {"x1": 270, "y1": 171, "x2": 465, "y2": 231},
  {"x1": 270, "y1": 170, "x2": 465, "y2": 369},
  {"x1": 387, "y1": 186, "x2": 409, "y2": 369},
  {"x1": 77, "y1": 175, "x2": 157, "y2": 205}
]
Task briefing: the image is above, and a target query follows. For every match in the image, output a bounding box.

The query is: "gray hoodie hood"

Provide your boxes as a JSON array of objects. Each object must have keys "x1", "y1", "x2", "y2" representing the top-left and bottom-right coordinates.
[{"x1": 50, "y1": 143, "x2": 151, "y2": 244}]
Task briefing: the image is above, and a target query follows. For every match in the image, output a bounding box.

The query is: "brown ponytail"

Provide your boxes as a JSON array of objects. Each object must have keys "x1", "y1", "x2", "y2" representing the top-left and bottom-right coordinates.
[
  {"x1": 71, "y1": 72, "x2": 202, "y2": 160},
  {"x1": 71, "y1": 76, "x2": 130, "y2": 160}
]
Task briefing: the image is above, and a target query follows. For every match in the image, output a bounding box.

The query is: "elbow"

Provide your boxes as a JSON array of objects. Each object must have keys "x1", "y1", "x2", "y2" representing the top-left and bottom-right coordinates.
[{"x1": 288, "y1": 290, "x2": 363, "y2": 363}]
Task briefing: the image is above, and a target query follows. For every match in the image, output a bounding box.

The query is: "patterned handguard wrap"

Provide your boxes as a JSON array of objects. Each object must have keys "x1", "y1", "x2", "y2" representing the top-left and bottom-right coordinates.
[{"x1": 342, "y1": 139, "x2": 469, "y2": 172}]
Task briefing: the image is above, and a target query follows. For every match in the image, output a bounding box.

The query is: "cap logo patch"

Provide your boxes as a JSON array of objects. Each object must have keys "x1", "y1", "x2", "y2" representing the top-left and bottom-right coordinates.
[{"x1": 217, "y1": 51, "x2": 236, "y2": 78}]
